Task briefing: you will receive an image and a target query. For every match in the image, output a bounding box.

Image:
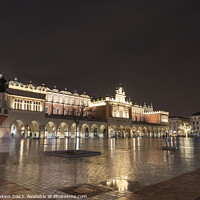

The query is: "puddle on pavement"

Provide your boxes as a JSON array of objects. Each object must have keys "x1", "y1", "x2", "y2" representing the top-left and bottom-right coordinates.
[
  {"x1": 60, "y1": 184, "x2": 112, "y2": 198},
  {"x1": 101, "y1": 178, "x2": 144, "y2": 192}
]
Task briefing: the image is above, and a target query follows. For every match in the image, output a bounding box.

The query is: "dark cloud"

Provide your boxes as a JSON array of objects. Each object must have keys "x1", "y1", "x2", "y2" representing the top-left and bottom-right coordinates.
[{"x1": 0, "y1": 0, "x2": 200, "y2": 116}]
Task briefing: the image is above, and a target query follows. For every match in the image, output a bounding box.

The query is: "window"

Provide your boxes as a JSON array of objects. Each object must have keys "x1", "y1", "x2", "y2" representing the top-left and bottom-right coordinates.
[
  {"x1": 56, "y1": 107, "x2": 60, "y2": 114},
  {"x1": 24, "y1": 100, "x2": 27, "y2": 110},
  {"x1": 35, "y1": 102, "x2": 38, "y2": 111},
  {"x1": 80, "y1": 100, "x2": 83, "y2": 106},
  {"x1": 19, "y1": 100, "x2": 23, "y2": 109},
  {"x1": 27, "y1": 101, "x2": 32, "y2": 111},
  {"x1": 14, "y1": 99, "x2": 17, "y2": 109},
  {"x1": 119, "y1": 110, "x2": 123, "y2": 118},
  {"x1": 67, "y1": 109, "x2": 70, "y2": 115},
  {"x1": 36, "y1": 102, "x2": 40, "y2": 112},
  {"x1": 45, "y1": 106, "x2": 48, "y2": 113},
  {"x1": 85, "y1": 111, "x2": 87, "y2": 116},
  {"x1": 114, "y1": 110, "x2": 117, "y2": 117},
  {"x1": 70, "y1": 98, "x2": 74, "y2": 105},
  {"x1": 75, "y1": 99, "x2": 79, "y2": 105},
  {"x1": 65, "y1": 97, "x2": 69, "y2": 104},
  {"x1": 33, "y1": 102, "x2": 36, "y2": 111}
]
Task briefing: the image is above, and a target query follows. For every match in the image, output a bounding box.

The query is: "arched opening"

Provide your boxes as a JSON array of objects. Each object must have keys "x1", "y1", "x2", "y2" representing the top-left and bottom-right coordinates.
[
  {"x1": 153, "y1": 128, "x2": 158, "y2": 137},
  {"x1": 132, "y1": 127, "x2": 136, "y2": 137},
  {"x1": 91, "y1": 124, "x2": 98, "y2": 138},
  {"x1": 28, "y1": 121, "x2": 40, "y2": 138},
  {"x1": 125, "y1": 126, "x2": 131, "y2": 138},
  {"x1": 10, "y1": 119, "x2": 25, "y2": 138},
  {"x1": 161, "y1": 128, "x2": 165, "y2": 137},
  {"x1": 142, "y1": 127, "x2": 147, "y2": 137},
  {"x1": 148, "y1": 127, "x2": 152, "y2": 137},
  {"x1": 81, "y1": 123, "x2": 90, "y2": 138},
  {"x1": 85, "y1": 128, "x2": 89, "y2": 137},
  {"x1": 158, "y1": 128, "x2": 161, "y2": 137},
  {"x1": 58, "y1": 122, "x2": 68, "y2": 138},
  {"x1": 110, "y1": 125, "x2": 117, "y2": 138},
  {"x1": 45, "y1": 121, "x2": 56, "y2": 139},
  {"x1": 137, "y1": 127, "x2": 142, "y2": 137},
  {"x1": 118, "y1": 126, "x2": 125, "y2": 138},
  {"x1": 100, "y1": 125, "x2": 106, "y2": 138},
  {"x1": 71, "y1": 123, "x2": 77, "y2": 138}
]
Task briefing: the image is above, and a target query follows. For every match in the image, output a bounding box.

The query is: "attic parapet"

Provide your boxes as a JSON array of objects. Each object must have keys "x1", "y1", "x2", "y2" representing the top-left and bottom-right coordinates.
[
  {"x1": 144, "y1": 110, "x2": 169, "y2": 115},
  {"x1": 8, "y1": 80, "x2": 46, "y2": 94}
]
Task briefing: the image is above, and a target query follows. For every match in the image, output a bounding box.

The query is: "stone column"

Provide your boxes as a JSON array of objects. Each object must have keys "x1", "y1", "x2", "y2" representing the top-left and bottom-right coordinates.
[
  {"x1": 24, "y1": 124, "x2": 28, "y2": 138},
  {"x1": 76, "y1": 126, "x2": 80, "y2": 138},
  {"x1": 55, "y1": 126, "x2": 59, "y2": 138},
  {"x1": 68, "y1": 127, "x2": 71, "y2": 138},
  {"x1": 135, "y1": 127, "x2": 139, "y2": 137},
  {"x1": 39, "y1": 125, "x2": 45, "y2": 139},
  {"x1": 130, "y1": 129, "x2": 133, "y2": 138},
  {"x1": 89, "y1": 128, "x2": 93, "y2": 138},
  {"x1": 130, "y1": 107, "x2": 132, "y2": 120},
  {"x1": 107, "y1": 126, "x2": 111, "y2": 138}
]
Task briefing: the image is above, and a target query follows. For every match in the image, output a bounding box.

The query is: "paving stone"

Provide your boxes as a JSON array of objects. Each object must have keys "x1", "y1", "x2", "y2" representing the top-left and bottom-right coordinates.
[{"x1": 0, "y1": 138, "x2": 200, "y2": 199}]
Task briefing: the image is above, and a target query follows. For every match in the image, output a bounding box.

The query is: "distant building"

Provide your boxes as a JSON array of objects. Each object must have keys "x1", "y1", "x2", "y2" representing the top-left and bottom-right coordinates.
[
  {"x1": 0, "y1": 74, "x2": 169, "y2": 139},
  {"x1": 190, "y1": 112, "x2": 200, "y2": 135},
  {"x1": 169, "y1": 116, "x2": 191, "y2": 136}
]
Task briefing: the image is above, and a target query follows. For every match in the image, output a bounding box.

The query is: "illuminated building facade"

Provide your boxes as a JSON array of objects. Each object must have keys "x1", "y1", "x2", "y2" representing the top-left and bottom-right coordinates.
[
  {"x1": 169, "y1": 116, "x2": 191, "y2": 136},
  {"x1": 190, "y1": 112, "x2": 200, "y2": 135},
  {"x1": 0, "y1": 74, "x2": 169, "y2": 138}
]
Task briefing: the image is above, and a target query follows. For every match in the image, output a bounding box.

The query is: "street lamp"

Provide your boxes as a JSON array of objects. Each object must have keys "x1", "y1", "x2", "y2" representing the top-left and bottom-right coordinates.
[{"x1": 179, "y1": 122, "x2": 191, "y2": 137}]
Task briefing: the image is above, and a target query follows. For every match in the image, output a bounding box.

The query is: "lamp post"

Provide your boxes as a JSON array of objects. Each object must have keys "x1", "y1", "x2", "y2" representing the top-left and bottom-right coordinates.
[{"x1": 165, "y1": 131, "x2": 168, "y2": 147}]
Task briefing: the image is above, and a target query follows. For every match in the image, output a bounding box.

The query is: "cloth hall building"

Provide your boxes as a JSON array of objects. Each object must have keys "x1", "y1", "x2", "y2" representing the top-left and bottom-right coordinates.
[{"x1": 0, "y1": 74, "x2": 169, "y2": 139}]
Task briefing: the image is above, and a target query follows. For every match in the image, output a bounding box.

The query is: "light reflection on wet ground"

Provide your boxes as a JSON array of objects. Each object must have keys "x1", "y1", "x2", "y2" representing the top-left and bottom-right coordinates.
[{"x1": 0, "y1": 137, "x2": 200, "y2": 194}]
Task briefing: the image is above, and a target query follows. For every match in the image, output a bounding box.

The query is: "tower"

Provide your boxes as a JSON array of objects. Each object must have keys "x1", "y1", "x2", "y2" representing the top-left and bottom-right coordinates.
[
  {"x1": 115, "y1": 83, "x2": 126, "y2": 103},
  {"x1": 0, "y1": 73, "x2": 7, "y2": 92}
]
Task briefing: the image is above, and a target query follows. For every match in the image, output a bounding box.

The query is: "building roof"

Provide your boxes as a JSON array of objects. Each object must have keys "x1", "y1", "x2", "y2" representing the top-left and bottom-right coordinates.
[
  {"x1": 191, "y1": 112, "x2": 200, "y2": 116},
  {"x1": 169, "y1": 116, "x2": 188, "y2": 119}
]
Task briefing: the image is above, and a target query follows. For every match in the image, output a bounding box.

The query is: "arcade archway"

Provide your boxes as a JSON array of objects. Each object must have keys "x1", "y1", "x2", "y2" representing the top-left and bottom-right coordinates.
[
  {"x1": 10, "y1": 119, "x2": 25, "y2": 138},
  {"x1": 45, "y1": 121, "x2": 56, "y2": 138},
  {"x1": 81, "y1": 123, "x2": 90, "y2": 138}
]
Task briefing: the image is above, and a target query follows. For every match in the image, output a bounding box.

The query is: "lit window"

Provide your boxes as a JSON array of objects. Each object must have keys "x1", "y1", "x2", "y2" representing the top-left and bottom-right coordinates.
[
  {"x1": 45, "y1": 106, "x2": 48, "y2": 113},
  {"x1": 33, "y1": 102, "x2": 36, "y2": 111}
]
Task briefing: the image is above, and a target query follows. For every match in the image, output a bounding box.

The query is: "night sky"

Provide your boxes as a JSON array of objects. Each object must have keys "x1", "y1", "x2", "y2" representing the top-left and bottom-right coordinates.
[{"x1": 0, "y1": 0, "x2": 200, "y2": 117}]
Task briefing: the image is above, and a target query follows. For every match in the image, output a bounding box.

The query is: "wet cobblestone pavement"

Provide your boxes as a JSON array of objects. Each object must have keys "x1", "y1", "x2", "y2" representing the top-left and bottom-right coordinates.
[{"x1": 0, "y1": 137, "x2": 200, "y2": 199}]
